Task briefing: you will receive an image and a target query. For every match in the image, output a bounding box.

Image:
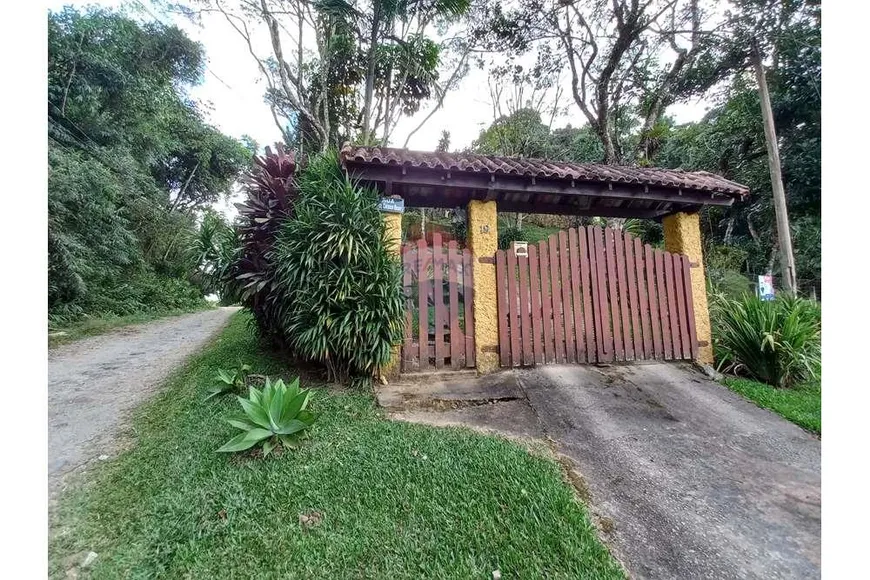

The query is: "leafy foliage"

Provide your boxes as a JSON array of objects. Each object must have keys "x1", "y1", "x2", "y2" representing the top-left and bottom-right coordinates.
[
  {"x1": 205, "y1": 362, "x2": 252, "y2": 400},
  {"x1": 216, "y1": 377, "x2": 316, "y2": 456},
  {"x1": 711, "y1": 293, "x2": 821, "y2": 388},
  {"x1": 227, "y1": 145, "x2": 299, "y2": 339},
  {"x1": 48, "y1": 6, "x2": 250, "y2": 322},
  {"x1": 271, "y1": 153, "x2": 404, "y2": 386}
]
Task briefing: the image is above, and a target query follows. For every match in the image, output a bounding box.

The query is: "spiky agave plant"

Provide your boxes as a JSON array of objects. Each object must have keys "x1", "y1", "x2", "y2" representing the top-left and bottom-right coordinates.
[{"x1": 216, "y1": 377, "x2": 316, "y2": 456}]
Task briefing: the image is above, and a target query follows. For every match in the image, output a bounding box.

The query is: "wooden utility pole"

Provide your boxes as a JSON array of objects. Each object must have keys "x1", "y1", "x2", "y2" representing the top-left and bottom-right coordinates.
[{"x1": 752, "y1": 43, "x2": 797, "y2": 294}]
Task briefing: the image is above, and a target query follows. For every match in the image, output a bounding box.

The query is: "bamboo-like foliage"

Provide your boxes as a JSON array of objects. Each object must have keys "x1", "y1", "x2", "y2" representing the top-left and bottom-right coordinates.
[
  {"x1": 711, "y1": 293, "x2": 821, "y2": 388},
  {"x1": 272, "y1": 152, "x2": 404, "y2": 386}
]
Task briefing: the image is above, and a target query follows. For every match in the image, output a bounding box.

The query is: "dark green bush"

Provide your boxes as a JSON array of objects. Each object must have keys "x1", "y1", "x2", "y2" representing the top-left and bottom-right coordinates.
[
  {"x1": 711, "y1": 293, "x2": 821, "y2": 388},
  {"x1": 271, "y1": 152, "x2": 403, "y2": 387}
]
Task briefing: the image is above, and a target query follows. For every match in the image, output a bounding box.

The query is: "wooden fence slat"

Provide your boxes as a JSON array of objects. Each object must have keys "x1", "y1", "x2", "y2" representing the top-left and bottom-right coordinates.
[
  {"x1": 664, "y1": 251, "x2": 681, "y2": 359},
  {"x1": 528, "y1": 244, "x2": 544, "y2": 365},
  {"x1": 681, "y1": 255, "x2": 699, "y2": 360},
  {"x1": 623, "y1": 233, "x2": 643, "y2": 361},
  {"x1": 518, "y1": 253, "x2": 533, "y2": 365},
  {"x1": 580, "y1": 228, "x2": 596, "y2": 363},
  {"x1": 591, "y1": 226, "x2": 611, "y2": 361},
  {"x1": 605, "y1": 229, "x2": 624, "y2": 361},
  {"x1": 568, "y1": 228, "x2": 586, "y2": 363},
  {"x1": 613, "y1": 230, "x2": 633, "y2": 360},
  {"x1": 558, "y1": 231, "x2": 576, "y2": 363},
  {"x1": 448, "y1": 241, "x2": 462, "y2": 369},
  {"x1": 417, "y1": 239, "x2": 430, "y2": 369},
  {"x1": 463, "y1": 248, "x2": 475, "y2": 367},
  {"x1": 507, "y1": 247, "x2": 521, "y2": 366},
  {"x1": 655, "y1": 249, "x2": 673, "y2": 359},
  {"x1": 645, "y1": 245, "x2": 663, "y2": 359},
  {"x1": 539, "y1": 240, "x2": 555, "y2": 363},
  {"x1": 432, "y1": 233, "x2": 446, "y2": 368},
  {"x1": 496, "y1": 249, "x2": 510, "y2": 367},
  {"x1": 672, "y1": 253, "x2": 692, "y2": 360},
  {"x1": 402, "y1": 244, "x2": 416, "y2": 370},
  {"x1": 634, "y1": 238, "x2": 652, "y2": 359},
  {"x1": 547, "y1": 234, "x2": 566, "y2": 363}
]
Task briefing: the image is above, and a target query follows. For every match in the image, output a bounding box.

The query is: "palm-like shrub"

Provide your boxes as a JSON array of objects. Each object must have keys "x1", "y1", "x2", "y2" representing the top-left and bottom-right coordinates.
[
  {"x1": 228, "y1": 144, "x2": 299, "y2": 341},
  {"x1": 711, "y1": 293, "x2": 821, "y2": 388},
  {"x1": 272, "y1": 153, "x2": 404, "y2": 387},
  {"x1": 216, "y1": 377, "x2": 315, "y2": 456}
]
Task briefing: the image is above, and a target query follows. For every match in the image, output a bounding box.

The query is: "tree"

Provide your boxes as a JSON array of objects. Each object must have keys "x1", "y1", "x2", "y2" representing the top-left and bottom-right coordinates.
[
  {"x1": 48, "y1": 6, "x2": 250, "y2": 320},
  {"x1": 472, "y1": 0, "x2": 742, "y2": 164},
  {"x1": 177, "y1": 0, "x2": 473, "y2": 151}
]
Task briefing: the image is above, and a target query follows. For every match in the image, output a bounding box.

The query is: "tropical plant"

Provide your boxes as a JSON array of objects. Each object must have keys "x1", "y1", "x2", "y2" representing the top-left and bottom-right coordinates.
[
  {"x1": 216, "y1": 377, "x2": 316, "y2": 456},
  {"x1": 272, "y1": 152, "x2": 404, "y2": 386},
  {"x1": 228, "y1": 145, "x2": 299, "y2": 341},
  {"x1": 711, "y1": 293, "x2": 821, "y2": 388},
  {"x1": 205, "y1": 362, "x2": 252, "y2": 400}
]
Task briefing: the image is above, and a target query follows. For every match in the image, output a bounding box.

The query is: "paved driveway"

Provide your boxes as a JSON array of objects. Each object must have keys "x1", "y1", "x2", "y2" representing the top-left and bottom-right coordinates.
[
  {"x1": 518, "y1": 363, "x2": 820, "y2": 579},
  {"x1": 383, "y1": 363, "x2": 820, "y2": 579}
]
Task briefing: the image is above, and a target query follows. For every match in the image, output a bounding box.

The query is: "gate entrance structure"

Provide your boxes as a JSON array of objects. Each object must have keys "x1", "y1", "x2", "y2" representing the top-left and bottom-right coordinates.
[
  {"x1": 339, "y1": 144, "x2": 749, "y2": 374},
  {"x1": 496, "y1": 226, "x2": 697, "y2": 368}
]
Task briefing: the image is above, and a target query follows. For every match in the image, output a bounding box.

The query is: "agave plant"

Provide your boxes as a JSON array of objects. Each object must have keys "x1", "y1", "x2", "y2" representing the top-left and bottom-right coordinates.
[
  {"x1": 216, "y1": 377, "x2": 316, "y2": 456},
  {"x1": 204, "y1": 362, "x2": 252, "y2": 400}
]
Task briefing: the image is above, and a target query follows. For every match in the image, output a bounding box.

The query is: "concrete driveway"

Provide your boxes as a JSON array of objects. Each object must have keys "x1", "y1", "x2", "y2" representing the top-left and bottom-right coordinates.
[{"x1": 380, "y1": 363, "x2": 820, "y2": 580}]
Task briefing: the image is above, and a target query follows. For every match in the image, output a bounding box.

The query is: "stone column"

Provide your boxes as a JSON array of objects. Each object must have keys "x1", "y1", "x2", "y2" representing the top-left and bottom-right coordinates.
[
  {"x1": 663, "y1": 211, "x2": 713, "y2": 365},
  {"x1": 467, "y1": 200, "x2": 499, "y2": 374},
  {"x1": 381, "y1": 203, "x2": 403, "y2": 380}
]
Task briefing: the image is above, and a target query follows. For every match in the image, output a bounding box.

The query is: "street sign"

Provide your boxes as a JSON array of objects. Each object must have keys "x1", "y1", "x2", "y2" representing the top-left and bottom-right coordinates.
[{"x1": 378, "y1": 197, "x2": 404, "y2": 214}]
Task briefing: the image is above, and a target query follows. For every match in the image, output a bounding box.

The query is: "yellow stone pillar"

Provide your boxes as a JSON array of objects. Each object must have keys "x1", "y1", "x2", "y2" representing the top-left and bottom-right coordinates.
[
  {"x1": 467, "y1": 200, "x2": 499, "y2": 374},
  {"x1": 663, "y1": 211, "x2": 713, "y2": 365},
  {"x1": 381, "y1": 205, "x2": 403, "y2": 380}
]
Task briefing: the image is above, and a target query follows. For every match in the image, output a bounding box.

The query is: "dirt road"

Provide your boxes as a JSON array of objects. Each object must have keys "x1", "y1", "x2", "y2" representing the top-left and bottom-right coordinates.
[{"x1": 48, "y1": 307, "x2": 239, "y2": 494}]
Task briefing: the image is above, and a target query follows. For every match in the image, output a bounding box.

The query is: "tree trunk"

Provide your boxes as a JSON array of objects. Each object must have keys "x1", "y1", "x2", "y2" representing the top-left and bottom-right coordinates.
[
  {"x1": 361, "y1": 8, "x2": 381, "y2": 141},
  {"x1": 752, "y1": 45, "x2": 797, "y2": 294}
]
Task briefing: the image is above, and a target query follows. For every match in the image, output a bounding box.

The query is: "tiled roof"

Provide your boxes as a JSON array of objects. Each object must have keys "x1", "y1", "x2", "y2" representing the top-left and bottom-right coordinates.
[{"x1": 340, "y1": 144, "x2": 749, "y2": 199}]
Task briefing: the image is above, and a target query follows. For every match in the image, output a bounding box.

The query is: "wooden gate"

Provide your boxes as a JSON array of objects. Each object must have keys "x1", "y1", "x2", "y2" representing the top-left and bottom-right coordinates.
[
  {"x1": 401, "y1": 233, "x2": 475, "y2": 371},
  {"x1": 495, "y1": 226, "x2": 698, "y2": 367}
]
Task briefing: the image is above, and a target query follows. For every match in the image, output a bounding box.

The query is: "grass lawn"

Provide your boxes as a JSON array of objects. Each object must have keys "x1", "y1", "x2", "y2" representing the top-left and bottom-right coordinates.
[
  {"x1": 722, "y1": 377, "x2": 821, "y2": 434},
  {"x1": 48, "y1": 304, "x2": 213, "y2": 348},
  {"x1": 50, "y1": 313, "x2": 624, "y2": 579},
  {"x1": 520, "y1": 224, "x2": 563, "y2": 244}
]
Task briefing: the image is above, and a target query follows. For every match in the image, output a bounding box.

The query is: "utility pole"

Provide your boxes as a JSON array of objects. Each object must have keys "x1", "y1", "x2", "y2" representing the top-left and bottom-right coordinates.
[{"x1": 752, "y1": 42, "x2": 797, "y2": 294}]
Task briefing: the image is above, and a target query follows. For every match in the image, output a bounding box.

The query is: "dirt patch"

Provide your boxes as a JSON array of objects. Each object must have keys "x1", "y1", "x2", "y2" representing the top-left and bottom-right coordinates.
[{"x1": 48, "y1": 307, "x2": 239, "y2": 498}]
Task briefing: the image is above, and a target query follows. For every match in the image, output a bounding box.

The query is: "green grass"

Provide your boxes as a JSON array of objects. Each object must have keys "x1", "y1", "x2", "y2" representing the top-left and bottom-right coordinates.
[
  {"x1": 521, "y1": 224, "x2": 563, "y2": 244},
  {"x1": 722, "y1": 377, "x2": 821, "y2": 434},
  {"x1": 50, "y1": 313, "x2": 624, "y2": 579},
  {"x1": 48, "y1": 304, "x2": 213, "y2": 348}
]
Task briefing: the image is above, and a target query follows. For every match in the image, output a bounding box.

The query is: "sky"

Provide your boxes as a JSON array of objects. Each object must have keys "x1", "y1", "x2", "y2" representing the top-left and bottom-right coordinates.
[{"x1": 47, "y1": 0, "x2": 713, "y2": 218}]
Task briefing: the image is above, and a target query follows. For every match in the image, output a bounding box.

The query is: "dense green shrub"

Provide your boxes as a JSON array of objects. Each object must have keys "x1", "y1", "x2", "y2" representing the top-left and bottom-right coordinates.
[
  {"x1": 271, "y1": 153, "x2": 404, "y2": 387},
  {"x1": 711, "y1": 293, "x2": 821, "y2": 388},
  {"x1": 708, "y1": 269, "x2": 753, "y2": 300}
]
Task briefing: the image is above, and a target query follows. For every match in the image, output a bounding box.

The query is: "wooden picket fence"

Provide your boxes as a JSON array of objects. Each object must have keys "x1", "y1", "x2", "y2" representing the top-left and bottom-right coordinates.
[
  {"x1": 495, "y1": 225, "x2": 698, "y2": 367},
  {"x1": 401, "y1": 233, "x2": 475, "y2": 371}
]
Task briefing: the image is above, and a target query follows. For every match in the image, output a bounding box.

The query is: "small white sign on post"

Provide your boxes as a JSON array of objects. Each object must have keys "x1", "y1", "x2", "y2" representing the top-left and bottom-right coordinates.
[{"x1": 758, "y1": 274, "x2": 775, "y2": 301}]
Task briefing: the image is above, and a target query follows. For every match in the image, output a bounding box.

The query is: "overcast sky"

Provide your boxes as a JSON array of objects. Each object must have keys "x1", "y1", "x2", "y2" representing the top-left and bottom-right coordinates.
[{"x1": 48, "y1": 0, "x2": 712, "y2": 217}]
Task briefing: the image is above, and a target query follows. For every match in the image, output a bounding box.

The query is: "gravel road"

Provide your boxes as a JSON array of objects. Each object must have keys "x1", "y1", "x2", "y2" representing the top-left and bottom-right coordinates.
[{"x1": 48, "y1": 307, "x2": 239, "y2": 495}]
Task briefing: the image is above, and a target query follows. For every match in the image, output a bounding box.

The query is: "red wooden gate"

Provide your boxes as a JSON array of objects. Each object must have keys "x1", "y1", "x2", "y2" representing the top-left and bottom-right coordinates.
[
  {"x1": 495, "y1": 226, "x2": 697, "y2": 367},
  {"x1": 401, "y1": 233, "x2": 475, "y2": 371}
]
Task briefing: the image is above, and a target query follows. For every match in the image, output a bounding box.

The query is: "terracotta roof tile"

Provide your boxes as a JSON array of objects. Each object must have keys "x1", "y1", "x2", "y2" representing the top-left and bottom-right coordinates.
[{"x1": 340, "y1": 144, "x2": 749, "y2": 199}]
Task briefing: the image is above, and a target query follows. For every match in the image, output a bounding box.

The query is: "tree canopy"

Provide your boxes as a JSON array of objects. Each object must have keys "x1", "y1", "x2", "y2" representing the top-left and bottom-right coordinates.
[{"x1": 48, "y1": 6, "x2": 251, "y2": 322}]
